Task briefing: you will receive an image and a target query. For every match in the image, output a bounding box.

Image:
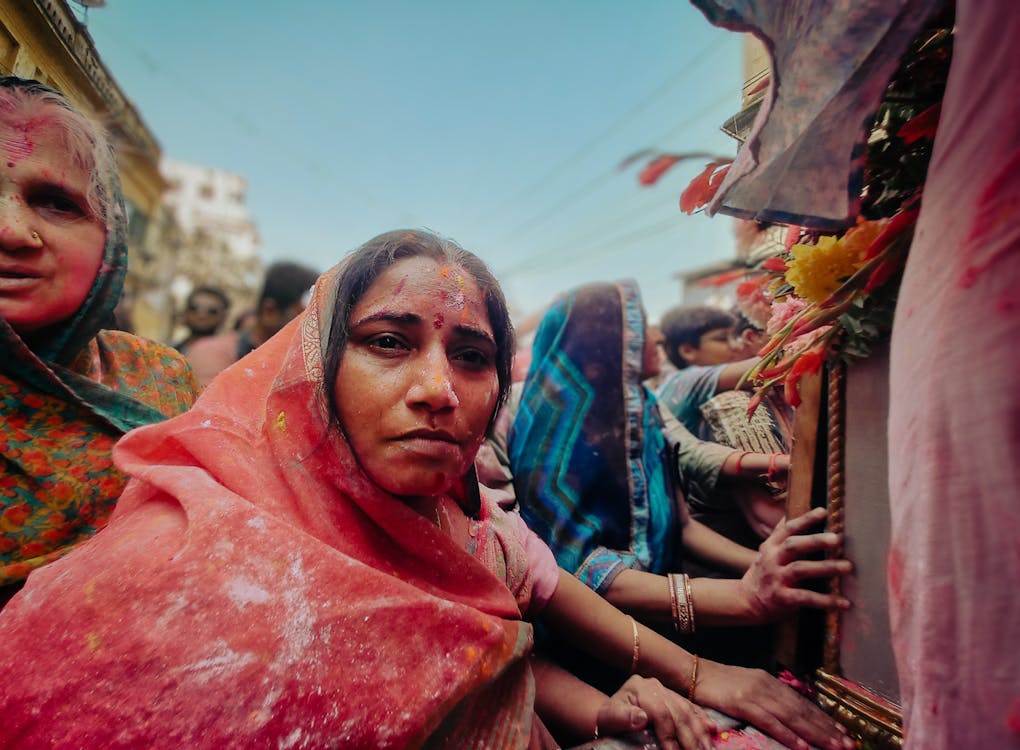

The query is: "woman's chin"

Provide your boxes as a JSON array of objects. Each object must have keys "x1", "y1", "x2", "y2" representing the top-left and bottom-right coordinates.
[{"x1": 376, "y1": 471, "x2": 457, "y2": 502}]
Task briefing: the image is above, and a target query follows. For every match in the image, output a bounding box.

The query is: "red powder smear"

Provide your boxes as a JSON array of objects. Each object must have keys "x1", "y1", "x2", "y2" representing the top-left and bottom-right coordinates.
[
  {"x1": 0, "y1": 131, "x2": 34, "y2": 160},
  {"x1": 777, "y1": 670, "x2": 815, "y2": 698},
  {"x1": 1007, "y1": 698, "x2": 1020, "y2": 734},
  {"x1": 393, "y1": 278, "x2": 405, "y2": 296},
  {"x1": 959, "y1": 147, "x2": 1020, "y2": 289},
  {"x1": 433, "y1": 313, "x2": 444, "y2": 330},
  {"x1": 995, "y1": 291, "x2": 1017, "y2": 317},
  {"x1": 711, "y1": 728, "x2": 780, "y2": 748},
  {"x1": 888, "y1": 545, "x2": 903, "y2": 601}
]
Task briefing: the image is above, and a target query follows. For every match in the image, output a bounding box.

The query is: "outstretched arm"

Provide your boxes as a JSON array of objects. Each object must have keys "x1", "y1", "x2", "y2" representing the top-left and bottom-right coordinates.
[
  {"x1": 540, "y1": 571, "x2": 854, "y2": 750},
  {"x1": 601, "y1": 507, "x2": 852, "y2": 627},
  {"x1": 716, "y1": 357, "x2": 760, "y2": 392},
  {"x1": 532, "y1": 657, "x2": 714, "y2": 750},
  {"x1": 681, "y1": 517, "x2": 758, "y2": 574}
]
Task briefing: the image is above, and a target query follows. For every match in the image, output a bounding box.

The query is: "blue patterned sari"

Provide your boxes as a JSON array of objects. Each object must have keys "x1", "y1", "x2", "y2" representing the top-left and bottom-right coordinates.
[{"x1": 509, "y1": 280, "x2": 680, "y2": 593}]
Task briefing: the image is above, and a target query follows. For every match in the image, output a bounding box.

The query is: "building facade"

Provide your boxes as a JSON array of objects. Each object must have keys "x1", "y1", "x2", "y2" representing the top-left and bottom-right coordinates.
[{"x1": 161, "y1": 159, "x2": 263, "y2": 336}]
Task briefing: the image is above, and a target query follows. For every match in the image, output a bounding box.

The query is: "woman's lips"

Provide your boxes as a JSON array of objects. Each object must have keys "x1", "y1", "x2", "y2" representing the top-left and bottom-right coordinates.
[
  {"x1": 393, "y1": 430, "x2": 463, "y2": 460},
  {"x1": 0, "y1": 270, "x2": 43, "y2": 291}
]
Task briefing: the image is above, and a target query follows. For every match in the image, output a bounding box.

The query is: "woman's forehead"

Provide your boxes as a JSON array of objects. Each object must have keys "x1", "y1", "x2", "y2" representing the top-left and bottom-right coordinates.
[{"x1": 357, "y1": 257, "x2": 489, "y2": 320}]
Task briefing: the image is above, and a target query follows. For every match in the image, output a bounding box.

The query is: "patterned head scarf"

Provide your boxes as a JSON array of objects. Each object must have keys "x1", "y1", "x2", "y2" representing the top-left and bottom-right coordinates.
[
  {"x1": 0, "y1": 77, "x2": 194, "y2": 587},
  {"x1": 0, "y1": 253, "x2": 534, "y2": 748},
  {"x1": 509, "y1": 280, "x2": 680, "y2": 593}
]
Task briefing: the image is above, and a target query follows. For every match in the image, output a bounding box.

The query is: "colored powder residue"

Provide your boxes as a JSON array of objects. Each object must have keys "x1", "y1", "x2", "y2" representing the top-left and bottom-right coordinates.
[
  {"x1": 275, "y1": 411, "x2": 287, "y2": 432},
  {"x1": 433, "y1": 313, "x2": 444, "y2": 330},
  {"x1": 1007, "y1": 698, "x2": 1020, "y2": 734}
]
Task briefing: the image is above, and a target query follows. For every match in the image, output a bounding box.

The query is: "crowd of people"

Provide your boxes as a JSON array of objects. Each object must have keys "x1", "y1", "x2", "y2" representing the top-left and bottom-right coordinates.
[
  {"x1": 0, "y1": 74, "x2": 858, "y2": 750},
  {"x1": 3, "y1": 0, "x2": 1015, "y2": 738}
]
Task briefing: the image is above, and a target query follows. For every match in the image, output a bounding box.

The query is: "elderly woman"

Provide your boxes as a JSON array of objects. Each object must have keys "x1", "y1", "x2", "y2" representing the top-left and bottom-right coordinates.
[
  {"x1": 0, "y1": 231, "x2": 851, "y2": 750},
  {"x1": 509, "y1": 281, "x2": 851, "y2": 649},
  {"x1": 0, "y1": 77, "x2": 196, "y2": 606}
]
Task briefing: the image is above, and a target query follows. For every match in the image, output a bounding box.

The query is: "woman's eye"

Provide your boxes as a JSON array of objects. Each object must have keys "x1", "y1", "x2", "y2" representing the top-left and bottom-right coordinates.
[
  {"x1": 454, "y1": 348, "x2": 492, "y2": 368},
  {"x1": 31, "y1": 191, "x2": 88, "y2": 220},
  {"x1": 368, "y1": 334, "x2": 407, "y2": 351}
]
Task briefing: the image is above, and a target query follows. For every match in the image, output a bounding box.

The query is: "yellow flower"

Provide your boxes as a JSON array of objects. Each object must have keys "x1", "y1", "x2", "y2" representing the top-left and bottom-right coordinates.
[{"x1": 785, "y1": 234, "x2": 864, "y2": 303}]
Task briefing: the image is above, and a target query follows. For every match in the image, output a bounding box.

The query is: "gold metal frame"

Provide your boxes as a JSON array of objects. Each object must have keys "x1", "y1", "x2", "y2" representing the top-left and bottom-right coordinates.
[{"x1": 815, "y1": 365, "x2": 903, "y2": 750}]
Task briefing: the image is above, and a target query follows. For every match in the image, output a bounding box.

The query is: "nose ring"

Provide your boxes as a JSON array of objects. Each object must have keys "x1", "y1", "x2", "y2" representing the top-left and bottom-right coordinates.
[{"x1": 30, "y1": 231, "x2": 41, "y2": 244}]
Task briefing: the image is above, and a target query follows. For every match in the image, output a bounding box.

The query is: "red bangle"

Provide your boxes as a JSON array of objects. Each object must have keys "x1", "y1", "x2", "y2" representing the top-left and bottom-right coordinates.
[
  {"x1": 733, "y1": 451, "x2": 753, "y2": 475},
  {"x1": 766, "y1": 452, "x2": 784, "y2": 481}
]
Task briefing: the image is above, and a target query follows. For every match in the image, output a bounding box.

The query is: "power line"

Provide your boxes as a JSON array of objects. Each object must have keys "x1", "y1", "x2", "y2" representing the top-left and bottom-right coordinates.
[
  {"x1": 490, "y1": 89, "x2": 737, "y2": 275},
  {"x1": 476, "y1": 36, "x2": 733, "y2": 227}
]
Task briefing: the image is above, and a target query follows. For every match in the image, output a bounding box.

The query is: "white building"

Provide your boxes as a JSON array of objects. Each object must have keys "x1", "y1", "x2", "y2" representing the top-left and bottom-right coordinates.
[{"x1": 160, "y1": 159, "x2": 263, "y2": 331}]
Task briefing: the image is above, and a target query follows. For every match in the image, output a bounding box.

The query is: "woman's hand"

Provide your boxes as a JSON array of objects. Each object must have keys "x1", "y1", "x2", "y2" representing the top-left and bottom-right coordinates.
[
  {"x1": 596, "y1": 675, "x2": 715, "y2": 750},
  {"x1": 741, "y1": 507, "x2": 853, "y2": 620},
  {"x1": 693, "y1": 660, "x2": 854, "y2": 750}
]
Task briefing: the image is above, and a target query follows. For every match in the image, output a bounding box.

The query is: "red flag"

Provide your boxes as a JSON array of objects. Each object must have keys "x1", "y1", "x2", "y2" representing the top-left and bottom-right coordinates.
[
  {"x1": 679, "y1": 161, "x2": 731, "y2": 214},
  {"x1": 638, "y1": 154, "x2": 683, "y2": 186}
]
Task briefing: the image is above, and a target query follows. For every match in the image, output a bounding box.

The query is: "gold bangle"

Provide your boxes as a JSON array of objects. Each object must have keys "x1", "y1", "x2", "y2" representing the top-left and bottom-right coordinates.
[
  {"x1": 683, "y1": 573, "x2": 696, "y2": 634},
  {"x1": 687, "y1": 654, "x2": 700, "y2": 700},
  {"x1": 628, "y1": 615, "x2": 640, "y2": 674},
  {"x1": 668, "y1": 573, "x2": 680, "y2": 631}
]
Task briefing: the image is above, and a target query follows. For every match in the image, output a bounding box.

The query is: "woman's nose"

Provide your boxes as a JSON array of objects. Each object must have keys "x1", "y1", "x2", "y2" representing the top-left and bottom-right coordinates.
[
  {"x1": 406, "y1": 352, "x2": 460, "y2": 411},
  {"x1": 0, "y1": 198, "x2": 39, "y2": 252}
]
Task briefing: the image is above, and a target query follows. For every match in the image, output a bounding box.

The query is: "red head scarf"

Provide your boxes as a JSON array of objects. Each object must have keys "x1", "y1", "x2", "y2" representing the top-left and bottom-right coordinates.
[{"x1": 0, "y1": 260, "x2": 535, "y2": 748}]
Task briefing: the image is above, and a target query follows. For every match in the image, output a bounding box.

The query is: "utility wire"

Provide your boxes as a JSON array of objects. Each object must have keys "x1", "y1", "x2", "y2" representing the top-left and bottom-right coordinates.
[
  {"x1": 477, "y1": 36, "x2": 733, "y2": 227},
  {"x1": 491, "y1": 89, "x2": 737, "y2": 275}
]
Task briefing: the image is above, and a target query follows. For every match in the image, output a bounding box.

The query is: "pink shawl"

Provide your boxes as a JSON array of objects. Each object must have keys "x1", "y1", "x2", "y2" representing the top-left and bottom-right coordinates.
[{"x1": 0, "y1": 262, "x2": 536, "y2": 749}]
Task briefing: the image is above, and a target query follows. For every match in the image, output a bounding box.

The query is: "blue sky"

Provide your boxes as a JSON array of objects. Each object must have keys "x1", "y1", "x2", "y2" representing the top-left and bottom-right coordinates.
[{"x1": 85, "y1": 1, "x2": 744, "y2": 322}]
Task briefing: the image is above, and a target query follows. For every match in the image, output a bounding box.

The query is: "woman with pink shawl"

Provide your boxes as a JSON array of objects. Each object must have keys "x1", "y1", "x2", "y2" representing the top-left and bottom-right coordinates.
[{"x1": 0, "y1": 230, "x2": 851, "y2": 750}]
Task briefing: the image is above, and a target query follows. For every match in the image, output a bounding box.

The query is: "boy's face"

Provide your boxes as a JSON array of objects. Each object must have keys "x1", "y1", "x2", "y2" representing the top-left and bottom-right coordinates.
[{"x1": 680, "y1": 326, "x2": 736, "y2": 366}]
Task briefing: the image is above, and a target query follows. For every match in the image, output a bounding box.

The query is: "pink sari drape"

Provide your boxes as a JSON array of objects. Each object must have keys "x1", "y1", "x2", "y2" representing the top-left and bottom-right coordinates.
[
  {"x1": 0, "y1": 262, "x2": 535, "y2": 749},
  {"x1": 887, "y1": 3, "x2": 1020, "y2": 746}
]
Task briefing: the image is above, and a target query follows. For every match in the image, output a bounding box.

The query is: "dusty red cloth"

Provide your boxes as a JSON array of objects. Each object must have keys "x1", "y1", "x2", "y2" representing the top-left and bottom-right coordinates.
[
  {"x1": 888, "y1": 2, "x2": 1020, "y2": 747},
  {"x1": 0, "y1": 262, "x2": 538, "y2": 749}
]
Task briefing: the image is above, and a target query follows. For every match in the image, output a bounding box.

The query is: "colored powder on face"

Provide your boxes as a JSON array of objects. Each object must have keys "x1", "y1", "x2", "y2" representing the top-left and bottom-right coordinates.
[
  {"x1": 0, "y1": 131, "x2": 34, "y2": 161},
  {"x1": 433, "y1": 313, "x2": 444, "y2": 330}
]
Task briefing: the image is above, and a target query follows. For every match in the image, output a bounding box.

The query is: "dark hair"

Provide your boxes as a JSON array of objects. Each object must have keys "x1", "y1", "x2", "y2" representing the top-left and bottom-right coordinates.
[
  {"x1": 659, "y1": 304, "x2": 736, "y2": 369},
  {"x1": 322, "y1": 229, "x2": 514, "y2": 431},
  {"x1": 730, "y1": 306, "x2": 761, "y2": 337},
  {"x1": 187, "y1": 285, "x2": 231, "y2": 311},
  {"x1": 259, "y1": 261, "x2": 320, "y2": 311}
]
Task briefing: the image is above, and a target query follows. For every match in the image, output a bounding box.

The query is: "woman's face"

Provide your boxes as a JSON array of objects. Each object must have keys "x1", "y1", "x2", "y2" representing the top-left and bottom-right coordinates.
[
  {"x1": 642, "y1": 324, "x2": 664, "y2": 379},
  {"x1": 0, "y1": 118, "x2": 105, "y2": 334},
  {"x1": 333, "y1": 256, "x2": 500, "y2": 501}
]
